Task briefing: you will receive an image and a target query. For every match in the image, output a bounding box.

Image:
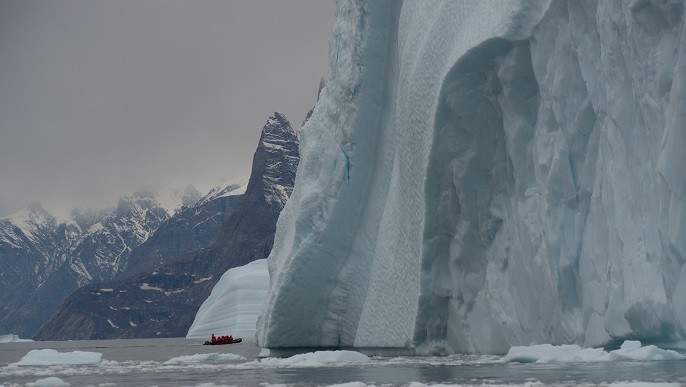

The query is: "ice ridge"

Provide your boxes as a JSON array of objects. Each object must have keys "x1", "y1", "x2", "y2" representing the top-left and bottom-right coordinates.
[{"x1": 257, "y1": 0, "x2": 686, "y2": 355}]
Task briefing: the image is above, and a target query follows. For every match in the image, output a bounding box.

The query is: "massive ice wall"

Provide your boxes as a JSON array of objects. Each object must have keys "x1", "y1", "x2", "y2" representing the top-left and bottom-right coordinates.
[{"x1": 257, "y1": 0, "x2": 686, "y2": 354}]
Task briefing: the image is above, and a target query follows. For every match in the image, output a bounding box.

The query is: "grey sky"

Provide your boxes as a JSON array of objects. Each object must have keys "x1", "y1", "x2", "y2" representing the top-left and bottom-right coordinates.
[{"x1": 0, "y1": 0, "x2": 335, "y2": 217}]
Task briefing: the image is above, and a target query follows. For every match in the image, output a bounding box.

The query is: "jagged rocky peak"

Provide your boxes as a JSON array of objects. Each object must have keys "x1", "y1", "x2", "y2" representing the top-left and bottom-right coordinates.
[
  {"x1": 251, "y1": 112, "x2": 299, "y2": 208},
  {"x1": 4, "y1": 202, "x2": 60, "y2": 233},
  {"x1": 262, "y1": 112, "x2": 294, "y2": 141}
]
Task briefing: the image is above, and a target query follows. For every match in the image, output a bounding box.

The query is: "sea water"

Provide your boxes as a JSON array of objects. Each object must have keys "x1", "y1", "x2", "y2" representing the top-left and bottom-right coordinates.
[{"x1": 1, "y1": 338, "x2": 685, "y2": 386}]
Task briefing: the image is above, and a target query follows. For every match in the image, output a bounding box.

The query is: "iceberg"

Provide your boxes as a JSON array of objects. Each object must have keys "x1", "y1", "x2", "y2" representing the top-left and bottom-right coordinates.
[
  {"x1": 11, "y1": 349, "x2": 102, "y2": 366},
  {"x1": 25, "y1": 377, "x2": 70, "y2": 387},
  {"x1": 187, "y1": 259, "x2": 269, "y2": 339},
  {"x1": 257, "y1": 0, "x2": 686, "y2": 354},
  {"x1": 0, "y1": 334, "x2": 32, "y2": 343}
]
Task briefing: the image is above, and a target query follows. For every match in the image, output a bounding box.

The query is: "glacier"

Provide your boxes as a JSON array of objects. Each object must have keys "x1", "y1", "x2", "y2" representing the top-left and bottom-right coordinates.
[{"x1": 256, "y1": 0, "x2": 686, "y2": 355}]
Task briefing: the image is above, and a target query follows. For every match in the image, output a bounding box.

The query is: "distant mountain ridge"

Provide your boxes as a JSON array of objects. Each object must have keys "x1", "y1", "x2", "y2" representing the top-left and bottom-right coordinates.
[
  {"x1": 0, "y1": 181, "x2": 245, "y2": 337},
  {"x1": 34, "y1": 112, "x2": 300, "y2": 340}
]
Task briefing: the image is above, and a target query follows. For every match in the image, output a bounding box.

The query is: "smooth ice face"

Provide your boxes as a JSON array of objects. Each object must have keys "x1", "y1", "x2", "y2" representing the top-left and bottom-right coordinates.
[
  {"x1": 187, "y1": 259, "x2": 269, "y2": 339},
  {"x1": 258, "y1": 0, "x2": 686, "y2": 354}
]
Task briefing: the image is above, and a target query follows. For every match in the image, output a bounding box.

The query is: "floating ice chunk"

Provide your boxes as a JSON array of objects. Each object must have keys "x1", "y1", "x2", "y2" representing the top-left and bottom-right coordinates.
[
  {"x1": 11, "y1": 349, "x2": 102, "y2": 366},
  {"x1": 609, "y1": 341, "x2": 684, "y2": 361},
  {"x1": 504, "y1": 344, "x2": 601, "y2": 363},
  {"x1": 255, "y1": 350, "x2": 369, "y2": 367},
  {"x1": 0, "y1": 334, "x2": 33, "y2": 343},
  {"x1": 504, "y1": 341, "x2": 684, "y2": 363},
  {"x1": 25, "y1": 377, "x2": 70, "y2": 386},
  {"x1": 258, "y1": 347, "x2": 271, "y2": 357},
  {"x1": 164, "y1": 353, "x2": 246, "y2": 363}
]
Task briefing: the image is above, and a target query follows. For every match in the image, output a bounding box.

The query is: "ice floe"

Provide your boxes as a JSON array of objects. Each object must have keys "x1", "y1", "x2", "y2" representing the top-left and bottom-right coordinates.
[
  {"x1": 504, "y1": 341, "x2": 684, "y2": 363},
  {"x1": 10, "y1": 349, "x2": 102, "y2": 366},
  {"x1": 25, "y1": 376, "x2": 70, "y2": 386},
  {"x1": 250, "y1": 350, "x2": 369, "y2": 368}
]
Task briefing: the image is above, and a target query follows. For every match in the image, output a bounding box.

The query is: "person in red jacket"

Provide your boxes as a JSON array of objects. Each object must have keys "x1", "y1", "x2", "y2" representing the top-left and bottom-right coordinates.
[
  {"x1": 211, "y1": 334, "x2": 216, "y2": 343},
  {"x1": 228, "y1": 335, "x2": 233, "y2": 343}
]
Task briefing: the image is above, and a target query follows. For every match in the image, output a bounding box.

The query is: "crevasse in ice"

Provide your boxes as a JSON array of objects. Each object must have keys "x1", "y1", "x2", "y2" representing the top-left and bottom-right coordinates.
[{"x1": 256, "y1": 0, "x2": 686, "y2": 354}]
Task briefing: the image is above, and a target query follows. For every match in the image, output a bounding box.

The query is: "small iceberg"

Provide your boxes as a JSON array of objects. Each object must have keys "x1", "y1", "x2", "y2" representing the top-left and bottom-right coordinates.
[
  {"x1": 0, "y1": 334, "x2": 33, "y2": 343},
  {"x1": 25, "y1": 376, "x2": 70, "y2": 386},
  {"x1": 505, "y1": 340, "x2": 684, "y2": 363},
  {"x1": 11, "y1": 349, "x2": 102, "y2": 366}
]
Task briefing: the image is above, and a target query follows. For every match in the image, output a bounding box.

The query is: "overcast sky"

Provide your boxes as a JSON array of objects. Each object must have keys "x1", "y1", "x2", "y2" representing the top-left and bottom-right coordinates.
[{"x1": 0, "y1": 0, "x2": 335, "y2": 217}]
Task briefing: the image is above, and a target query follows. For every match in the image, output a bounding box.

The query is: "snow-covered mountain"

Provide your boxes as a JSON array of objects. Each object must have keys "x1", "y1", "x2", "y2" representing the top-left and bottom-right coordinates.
[
  {"x1": 0, "y1": 183, "x2": 236, "y2": 337},
  {"x1": 121, "y1": 182, "x2": 245, "y2": 277},
  {"x1": 257, "y1": 0, "x2": 686, "y2": 355},
  {"x1": 34, "y1": 112, "x2": 299, "y2": 340}
]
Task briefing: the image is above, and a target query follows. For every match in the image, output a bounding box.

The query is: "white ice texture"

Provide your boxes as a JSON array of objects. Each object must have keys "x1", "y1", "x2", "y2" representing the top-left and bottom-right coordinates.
[
  {"x1": 504, "y1": 340, "x2": 684, "y2": 363},
  {"x1": 11, "y1": 349, "x2": 102, "y2": 366},
  {"x1": 25, "y1": 377, "x2": 70, "y2": 387},
  {"x1": 187, "y1": 259, "x2": 269, "y2": 339},
  {"x1": 256, "y1": 0, "x2": 686, "y2": 354},
  {"x1": 252, "y1": 350, "x2": 369, "y2": 367},
  {"x1": 164, "y1": 353, "x2": 246, "y2": 363}
]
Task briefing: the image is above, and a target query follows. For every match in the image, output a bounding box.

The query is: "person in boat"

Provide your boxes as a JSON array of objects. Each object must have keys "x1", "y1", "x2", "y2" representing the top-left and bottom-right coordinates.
[
  {"x1": 211, "y1": 334, "x2": 216, "y2": 343},
  {"x1": 228, "y1": 335, "x2": 233, "y2": 343}
]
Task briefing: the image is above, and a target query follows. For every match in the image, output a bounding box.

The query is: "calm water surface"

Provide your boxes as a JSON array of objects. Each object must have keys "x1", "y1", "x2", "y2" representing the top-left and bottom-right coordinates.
[{"x1": 1, "y1": 338, "x2": 685, "y2": 386}]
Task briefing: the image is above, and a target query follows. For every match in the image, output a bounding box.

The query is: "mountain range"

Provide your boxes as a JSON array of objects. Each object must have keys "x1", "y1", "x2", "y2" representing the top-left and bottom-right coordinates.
[
  {"x1": 0, "y1": 172, "x2": 244, "y2": 338},
  {"x1": 33, "y1": 112, "x2": 299, "y2": 340}
]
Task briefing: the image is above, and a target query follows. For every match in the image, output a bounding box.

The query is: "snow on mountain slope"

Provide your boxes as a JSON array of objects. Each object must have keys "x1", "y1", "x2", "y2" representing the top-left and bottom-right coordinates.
[
  {"x1": 257, "y1": 0, "x2": 686, "y2": 355},
  {"x1": 198, "y1": 177, "x2": 248, "y2": 207}
]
